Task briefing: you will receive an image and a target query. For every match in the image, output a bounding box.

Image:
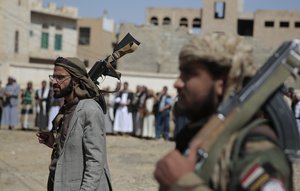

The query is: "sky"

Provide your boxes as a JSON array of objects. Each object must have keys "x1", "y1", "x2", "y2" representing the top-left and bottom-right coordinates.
[{"x1": 43, "y1": 0, "x2": 300, "y2": 25}]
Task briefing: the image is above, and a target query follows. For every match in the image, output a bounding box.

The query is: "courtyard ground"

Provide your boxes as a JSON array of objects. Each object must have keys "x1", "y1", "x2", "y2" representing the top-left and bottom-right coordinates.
[{"x1": 1, "y1": 128, "x2": 300, "y2": 191}]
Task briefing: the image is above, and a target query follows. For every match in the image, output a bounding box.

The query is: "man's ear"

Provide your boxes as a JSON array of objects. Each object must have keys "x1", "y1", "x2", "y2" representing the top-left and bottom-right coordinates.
[{"x1": 215, "y1": 79, "x2": 224, "y2": 97}]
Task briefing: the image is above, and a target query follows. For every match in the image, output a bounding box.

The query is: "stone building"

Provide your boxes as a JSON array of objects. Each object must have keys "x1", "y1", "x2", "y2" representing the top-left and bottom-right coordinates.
[
  {"x1": 252, "y1": 10, "x2": 300, "y2": 48},
  {"x1": 1, "y1": 0, "x2": 299, "y2": 94},
  {"x1": 145, "y1": 0, "x2": 300, "y2": 48},
  {"x1": 146, "y1": 7, "x2": 201, "y2": 34},
  {"x1": 0, "y1": 0, "x2": 78, "y2": 88},
  {"x1": 77, "y1": 15, "x2": 116, "y2": 67},
  {"x1": 115, "y1": 0, "x2": 300, "y2": 93}
]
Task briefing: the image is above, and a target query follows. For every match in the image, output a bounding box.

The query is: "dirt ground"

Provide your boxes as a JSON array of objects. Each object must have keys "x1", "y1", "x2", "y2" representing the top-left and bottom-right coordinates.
[
  {"x1": 0, "y1": 128, "x2": 174, "y2": 191},
  {"x1": 1, "y1": 128, "x2": 300, "y2": 191}
]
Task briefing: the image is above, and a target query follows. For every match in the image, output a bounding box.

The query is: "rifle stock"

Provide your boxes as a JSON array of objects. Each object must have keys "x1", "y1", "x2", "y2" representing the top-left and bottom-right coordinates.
[
  {"x1": 88, "y1": 33, "x2": 140, "y2": 84},
  {"x1": 189, "y1": 39, "x2": 300, "y2": 182}
]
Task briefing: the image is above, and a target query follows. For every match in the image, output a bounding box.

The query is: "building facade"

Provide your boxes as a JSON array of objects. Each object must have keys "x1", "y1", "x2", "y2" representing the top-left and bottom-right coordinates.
[
  {"x1": 117, "y1": 0, "x2": 300, "y2": 93},
  {"x1": 146, "y1": 7, "x2": 201, "y2": 34},
  {"x1": 1, "y1": 0, "x2": 299, "y2": 93},
  {"x1": 0, "y1": 0, "x2": 78, "y2": 88},
  {"x1": 77, "y1": 16, "x2": 116, "y2": 68},
  {"x1": 145, "y1": 0, "x2": 300, "y2": 48}
]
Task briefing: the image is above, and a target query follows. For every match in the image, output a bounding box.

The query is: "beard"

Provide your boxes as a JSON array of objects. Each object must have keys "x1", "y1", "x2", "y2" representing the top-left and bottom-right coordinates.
[
  {"x1": 53, "y1": 80, "x2": 74, "y2": 98},
  {"x1": 179, "y1": 85, "x2": 217, "y2": 122}
]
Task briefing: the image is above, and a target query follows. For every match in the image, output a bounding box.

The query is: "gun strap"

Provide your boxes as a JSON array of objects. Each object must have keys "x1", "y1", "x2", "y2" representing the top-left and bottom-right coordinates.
[{"x1": 107, "y1": 41, "x2": 139, "y2": 64}]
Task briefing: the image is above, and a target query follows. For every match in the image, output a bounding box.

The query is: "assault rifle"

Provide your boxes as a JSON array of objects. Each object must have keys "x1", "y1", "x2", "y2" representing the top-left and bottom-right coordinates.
[
  {"x1": 87, "y1": 33, "x2": 140, "y2": 113},
  {"x1": 88, "y1": 33, "x2": 140, "y2": 85},
  {"x1": 190, "y1": 39, "x2": 300, "y2": 183}
]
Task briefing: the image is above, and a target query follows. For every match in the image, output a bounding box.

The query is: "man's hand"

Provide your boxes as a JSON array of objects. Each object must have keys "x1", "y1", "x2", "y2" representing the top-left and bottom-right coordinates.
[
  {"x1": 36, "y1": 131, "x2": 54, "y2": 148},
  {"x1": 154, "y1": 144, "x2": 199, "y2": 190}
]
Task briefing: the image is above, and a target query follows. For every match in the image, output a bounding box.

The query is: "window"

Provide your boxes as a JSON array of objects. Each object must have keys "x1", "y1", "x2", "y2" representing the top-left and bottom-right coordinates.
[
  {"x1": 214, "y1": 2, "x2": 225, "y2": 19},
  {"x1": 14, "y1": 30, "x2": 19, "y2": 53},
  {"x1": 79, "y1": 27, "x2": 90, "y2": 45},
  {"x1": 265, "y1": 21, "x2": 274, "y2": 27},
  {"x1": 280, "y1": 21, "x2": 289, "y2": 28},
  {"x1": 179, "y1": 18, "x2": 188, "y2": 27},
  {"x1": 295, "y1": 22, "x2": 300, "y2": 28},
  {"x1": 41, "y1": 32, "x2": 49, "y2": 49},
  {"x1": 163, "y1": 17, "x2": 171, "y2": 25},
  {"x1": 56, "y1": 25, "x2": 62, "y2": 30},
  {"x1": 54, "y1": 34, "x2": 62, "y2": 50},
  {"x1": 193, "y1": 18, "x2": 201, "y2": 28},
  {"x1": 192, "y1": 18, "x2": 201, "y2": 33},
  {"x1": 29, "y1": 30, "x2": 34, "y2": 37},
  {"x1": 42, "y1": 23, "x2": 49, "y2": 29},
  {"x1": 150, "y1": 17, "x2": 158, "y2": 25}
]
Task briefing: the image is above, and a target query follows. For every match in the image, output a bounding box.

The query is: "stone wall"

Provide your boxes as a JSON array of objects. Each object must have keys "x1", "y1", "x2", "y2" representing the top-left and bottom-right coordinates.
[{"x1": 117, "y1": 24, "x2": 195, "y2": 74}]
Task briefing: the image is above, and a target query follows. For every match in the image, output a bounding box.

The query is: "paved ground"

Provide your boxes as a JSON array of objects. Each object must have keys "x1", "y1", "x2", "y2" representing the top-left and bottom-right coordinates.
[{"x1": 1, "y1": 128, "x2": 300, "y2": 191}]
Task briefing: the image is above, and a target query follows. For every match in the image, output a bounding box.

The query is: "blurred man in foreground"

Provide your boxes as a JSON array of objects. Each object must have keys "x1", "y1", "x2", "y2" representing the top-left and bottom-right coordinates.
[{"x1": 154, "y1": 33, "x2": 293, "y2": 191}]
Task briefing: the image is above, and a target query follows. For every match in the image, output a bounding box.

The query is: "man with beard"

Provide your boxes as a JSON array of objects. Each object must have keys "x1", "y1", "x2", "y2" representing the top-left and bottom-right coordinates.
[
  {"x1": 36, "y1": 57, "x2": 112, "y2": 191},
  {"x1": 154, "y1": 33, "x2": 293, "y2": 191}
]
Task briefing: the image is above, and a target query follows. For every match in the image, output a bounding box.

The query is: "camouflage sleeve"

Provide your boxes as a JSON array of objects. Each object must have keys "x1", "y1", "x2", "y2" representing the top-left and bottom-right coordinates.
[
  {"x1": 230, "y1": 136, "x2": 293, "y2": 191},
  {"x1": 170, "y1": 135, "x2": 293, "y2": 191}
]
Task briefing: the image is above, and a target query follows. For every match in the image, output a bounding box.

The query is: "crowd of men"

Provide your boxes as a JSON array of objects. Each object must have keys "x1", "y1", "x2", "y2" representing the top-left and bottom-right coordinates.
[
  {"x1": 0, "y1": 76, "x2": 299, "y2": 141},
  {"x1": 0, "y1": 76, "x2": 187, "y2": 140},
  {"x1": 0, "y1": 77, "x2": 63, "y2": 132},
  {"x1": 102, "y1": 81, "x2": 189, "y2": 140}
]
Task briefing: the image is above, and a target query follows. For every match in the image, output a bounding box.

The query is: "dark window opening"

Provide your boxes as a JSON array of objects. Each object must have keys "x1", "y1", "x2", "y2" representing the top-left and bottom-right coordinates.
[
  {"x1": 79, "y1": 27, "x2": 90, "y2": 45},
  {"x1": 280, "y1": 21, "x2": 289, "y2": 28},
  {"x1": 192, "y1": 18, "x2": 201, "y2": 28},
  {"x1": 30, "y1": 58, "x2": 55, "y2": 64},
  {"x1": 179, "y1": 18, "x2": 188, "y2": 27},
  {"x1": 150, "y1": 17, "x2": 158, "y2": 26},
  {"x1": 42, "y1": 23, "x2": 49, "y2": 29},
  {"x1": 14, "y1": 30, "x2": 19, "y2": 53},
  {"x1": 214, "y1": 2, "x2": 225, "y2": 19},
  {"x1": 265, "y1": 21, "x2": 274, "y2": 27},
  {"x1": 192, "y1": 18, "x2": 201, "y2": 33},
  {"x1": 295, "y1": 22, "x2": 300, "y2": 28},
  {"x1": 29, "y1": 30, "x2": 34, "y2": 37},
  {"x1": 56, "y1": 25, "x2": 62, "y2": 30},
  {"x1": 238, "y1": 19, "x2": 254, "y2": 36},
  {"x1": 163, "y1": 17, "x2": 171, "y2": 25}
]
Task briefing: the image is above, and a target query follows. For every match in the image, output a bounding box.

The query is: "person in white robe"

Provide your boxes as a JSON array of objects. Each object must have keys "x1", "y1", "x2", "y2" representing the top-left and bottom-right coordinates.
[
  {"x1": 113, "y1": 82, "x2": 134, "y2": 134},
  {"x1": 142, "y1": 89, "x2": 156, "y2": 139}
]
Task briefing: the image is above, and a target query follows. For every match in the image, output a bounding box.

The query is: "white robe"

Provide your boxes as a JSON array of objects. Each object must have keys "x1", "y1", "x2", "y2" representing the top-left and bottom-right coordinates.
[
  {"x1": 142, "y1": 97, "x2": 156, "y2": 138},
  {"x1": 113, "y1": 93, "x2": 133, "y2": 133},
  {"x1": 36, "y1": 88, "x2": 50, "y2": 115},
  {"x1": 48, "y1": 105, "x2": 60, "y2": 131}
]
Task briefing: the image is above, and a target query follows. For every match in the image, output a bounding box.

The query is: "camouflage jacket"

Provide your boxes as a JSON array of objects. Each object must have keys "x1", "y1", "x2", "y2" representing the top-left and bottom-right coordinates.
[{"x1": 172, "y1": 119, "x2": 293, "y2": 191}]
